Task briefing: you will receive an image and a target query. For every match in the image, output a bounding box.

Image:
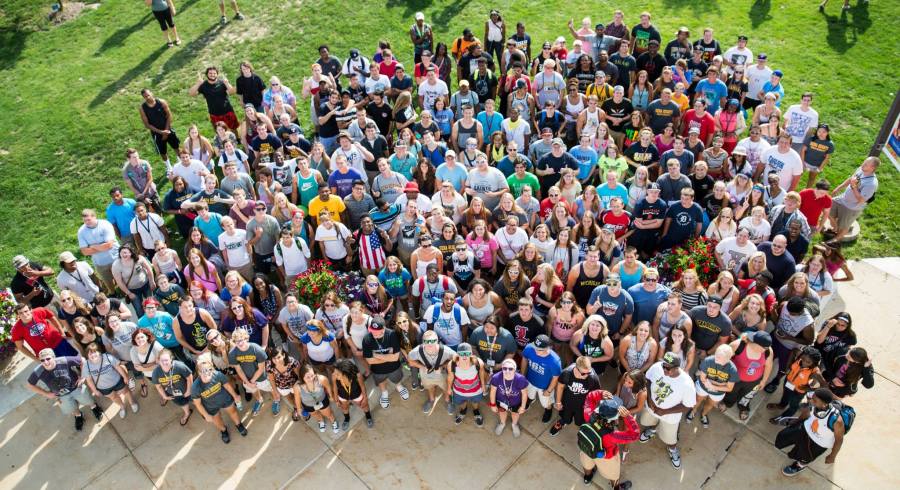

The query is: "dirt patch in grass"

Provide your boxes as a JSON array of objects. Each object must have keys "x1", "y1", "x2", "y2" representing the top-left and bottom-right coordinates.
[{"x1": 48, "y1": 2, "x2": 98, "y2": 26}]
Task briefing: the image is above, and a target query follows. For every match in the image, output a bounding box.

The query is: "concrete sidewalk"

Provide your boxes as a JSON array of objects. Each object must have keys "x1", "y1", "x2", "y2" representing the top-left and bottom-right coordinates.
[{"x1": 1, "y1": 260, "x2": 898, "y2": 489}]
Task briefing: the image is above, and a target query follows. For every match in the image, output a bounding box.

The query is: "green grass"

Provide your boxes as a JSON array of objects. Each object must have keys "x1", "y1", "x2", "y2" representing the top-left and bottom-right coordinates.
[{"x1": 0, "y1": 0, "x2": 898, "y2": 283}]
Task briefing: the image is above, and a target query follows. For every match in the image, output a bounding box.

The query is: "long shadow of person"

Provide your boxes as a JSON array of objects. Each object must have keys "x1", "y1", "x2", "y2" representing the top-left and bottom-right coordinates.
[
  {"x1": 821, "y1": 1, "x2": 872, "y2": 53},
  {"x1": 94, "y1": 0, "x2": 202, "y2": 56},
  {"x1": 749, "y1": 0, "x2": 772, "y2": 28}
]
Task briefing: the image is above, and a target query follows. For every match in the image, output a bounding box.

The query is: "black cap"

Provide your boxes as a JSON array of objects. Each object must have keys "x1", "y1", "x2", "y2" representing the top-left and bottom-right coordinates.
[
  {"x1": 647, "y1": 182, "x2": 661, "y2": 191},
  {"x1": 534, "y1": 335, "x2": 551, "y2": 349},
  {"x1": 708, "y1": 295, "x2": 723, "y2": 306},
  {"x1": 737, "y1": 34, "x2": 749, "y2": 41},
  {"x1": 749, "y1": 331, "x2": 772, "y2": 348}
]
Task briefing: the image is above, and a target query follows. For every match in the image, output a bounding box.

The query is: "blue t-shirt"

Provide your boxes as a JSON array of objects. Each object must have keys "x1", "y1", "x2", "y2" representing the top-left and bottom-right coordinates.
[
  {"x1": 522, "y1": 343, "x2": 562, "y2": 390},
  {"x1": 587, "y1": 286, "x2": 635, "y2": 335},
  {"x1": 137, "y1": 312, "x2": 178, "y2": 348},
  {"x1": 378, "y1": 267, "x2": 412, "y2": 298},
  {"x1": 435, "y1": 163, "x2": 469, "y2": 192},
  {"x1": 327, "y1": 168, "x2": 364, "y2": 198},
  {"x1": 194, "y1": 213, "x2": 225, "y2": 244},
  {"x1": 496, "y1": 155, "x2": 533, "y2": 177},
  {"x1": 626, "y1": 283, "x2": 671, "y2": 324},
  {"x1": 476, "y1": 111, "x2": 504, "y2": 141},
  {"x1": 569, "y1": 146, "x2": 599, "y2": 181},
  {"x1": 597, "y1": 183, "x2": 629, "y2": 208},
  {"x1": 761, "y1": 81, "x2": 784, "y2": 107},
  {"x1": 663, "y1": 202, "x2": 704, "y2": 245},
  {"x1": 434, "y1": 109, "x2": 454, "y2": 135},
  {"x1": 106, "y1": 199, "x2": 137, "y2": 237},
  {"x1": 77, "y1": 220, "x2": 120, "y2": 266},
  {"x1": 390, "y1": 153, "x2": 418, "y2": 180},
  {"x1": 695, "y1": 79, "x2": 728, "y2": 114}
]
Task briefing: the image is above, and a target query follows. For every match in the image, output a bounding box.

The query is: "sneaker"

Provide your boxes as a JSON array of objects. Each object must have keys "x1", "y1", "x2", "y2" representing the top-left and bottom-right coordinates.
[
  {"x1": 221, "y1": 429, "x2": 231, "y2": 444},
  {"x1": 782, "y1": 462, "x2": 806, "y2": 476},
  {"x1": 318, "y1": 421, "x2": 326, "y2": 432},
  {"x1": 236, "y1": 423, "x2": 248, "y2": 436},
  {"x1": 397, "y1": 386, "x2": 410, "y2": 400},
  {"x1": 549, "y1": 420, "x2": 563, "y2": 436},
  {"x1": 234, "y1": 12, "x2": 245, "y2": 20},
  {"x1": 380, "y1": 392, "x2": 390, "y2": 409},
  {"x1": 446, "y1": 401, "x2": 455, "y2": 415},
  {"x1": 764, "y1": 380, "x2": 779, "y2": 394},
  {"x1": 91, "y1": 405, "x2": 103, "y2": 420},
  {"x1": 341, "y1": 418, "x2": 350, "y2": 431},
  {"x1": 332, "y1": 421, "x2": 340, "y2": 434},
  {"x1": 252, "y1": 400, "x2": 262, "y2": 416},
  {"x1": 411, "y1": 381, "x2": 423, "y2": 391},
  {"x1": 583, "y1": 469, "x2": 596, "y2": 485},
  {"x1": 700, "y1": 415, "x2": 709, "y2": 428},
  {"x1": 639, "y1": 429, "x2": 656, "y2": 443},
  {"x1": 75, "y1": 413, "x2": 85, "y2": 431},
  {"x1": 220, "y1": 15, "x2": 227, "y2": 25},
  {"x1": 620, "y1": 449, "x2": 629, "y2": 463},
  {"x1": 119, "y1": 408, "x2": 127, "y2": 419},
  {"x1": 494, "y1": 423, "x2": 506, "y2": 436},
  {"x1": 684, "y1": 412, "x2": 694, "y2": 424},
  {"x1": 615, "y1": 480, "x2": 633, "y2": 490},
  {"x1": 541, "y1": 408, "x2": 553, "y2": 423},
  {"x1": 474, "y1": 411, "x2": 484, "y2": 427},
  {"x1": 422, "y1": 399, "x2": 433, "y2": 414},
  {"x1": 511, "y1": 423, "x2": 521, "y2": 438},
  {"x1": 366, "y1": 417, "x2": 374, "y2": 428},
  {"x1": 131, "y1": 403, "x2": 139, "y2": 414},
  {"x1": 455, "y1": 413, "x2": 465, "y2": 425},
  {"x1": 272, "y1": 400, "x2": 281, "y2": 416},
  {"x1": 669, "y1": 448, "x2": 682, "y2": 469}
]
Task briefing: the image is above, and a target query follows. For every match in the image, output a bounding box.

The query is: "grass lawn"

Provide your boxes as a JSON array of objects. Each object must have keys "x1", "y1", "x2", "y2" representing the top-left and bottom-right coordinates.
[{"x1": 0, "y1": 0, "x2": 897, "y2": 283}]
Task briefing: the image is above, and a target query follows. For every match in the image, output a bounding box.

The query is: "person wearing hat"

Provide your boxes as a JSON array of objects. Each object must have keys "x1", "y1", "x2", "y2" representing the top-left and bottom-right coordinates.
[
  {"x1": 724, "y1": 34, "x2": 753, "y2": 72},
  {"x1": 639, "y1": 351, "x2": 696, "y2": 469},
  {"x1": 532, "y1": 57, "x2": 565, "y2": 109},
  {"x1": 761, "y1": 69, "x2": 785, "y2": 107},
  {"x1": 664, "y1": 27, "x2": 692, "y2": 64},
  {"x1": 686, "y1": 343, "x2": 738, "y2": 428},
  {"x1": 536, "y1": 135, "x2": 579, "y2": 191},
  {"x1": 783, "y1": 92, "x2": 819, "y2": 154},
  {"x1": 56, "y1": 251, "x2": 102, "y2": 304},
  {"x1": 408, "y1": 329, "x2": 456, "y2": 414},
  {"x1": 26, "y1": 347, "x2": 103, "y2": 431},
  {"x1": 450, "y1": 80, "x2": 480, "y2": 121},
  {"x1": 579, "y1": 391, "x2": 640, "y2": 488},
  {"x1": 11, "y1": 254, "x2": 55, "y2": 308},
  {"x1": 628, "y1": 183, "x2": 667, "y2": 259},
  {"x1": 394, "y1": 180, "x2": 430, "y2": 216},
  {"x1": 451, "y1": 27, "x2": 481, "y2": 62},
  {"x1": 635, "y1": 39, "x2": 667, "y2": 83},
  {"x1": 721, "y1": 330, "x2": 773, "y2": 419},
  {"x1": 507, "y1": 74, "x2": 535, "y2": 123},
  {"x1": 585, "y1": 71, "x2": 613, "y2": 105},
  {"x1": 363, "y1": 318, "x2": 409, "y2": 409},
  {"x1": 774, "y1": 387, "x2": 845, "y2": 476},
  {"x1": 341, "y1": 48, "x2": 371, "y2": 85},
  {"x1": 410, "y1": 12, "x2": 433, "y2": 64},
  {"x1": 447, "y1": 342, "x2": 488, "y2": 425},
  {"x1": 489, "y1": 357, "x2": 528, "y2": 436},
  {"x1": 688, "y1": 295, "x2": 734, "y2": 358},
  {"x1": 414, "y1": 50, "x2": 435, "y2": 85},
  {"x1": 520, "y1": 334, "x2": 562, "y2": 423},
  {"x1": 744, "y1": 53, "x2": 773, "y2": 109}
]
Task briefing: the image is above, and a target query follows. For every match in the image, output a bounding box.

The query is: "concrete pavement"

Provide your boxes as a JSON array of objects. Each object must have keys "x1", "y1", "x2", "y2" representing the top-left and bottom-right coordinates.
[{"x1": 1, "y1": 260, "x2": 898, "y2": 489}]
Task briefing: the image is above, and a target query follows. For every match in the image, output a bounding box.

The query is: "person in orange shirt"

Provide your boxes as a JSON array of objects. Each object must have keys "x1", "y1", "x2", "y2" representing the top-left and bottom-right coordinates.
[
  {"x1": 451, "y1": 28, "x2": 481, "y2": 61},
  {"x1": 767, "y1": 346, "x2": 825, "y2": 423}
]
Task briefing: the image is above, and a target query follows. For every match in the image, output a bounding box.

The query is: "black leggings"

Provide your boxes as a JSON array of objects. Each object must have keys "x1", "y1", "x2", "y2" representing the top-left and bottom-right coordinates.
[{"x1": 152, "y1": 9, "x2": 175, "y2": 31}]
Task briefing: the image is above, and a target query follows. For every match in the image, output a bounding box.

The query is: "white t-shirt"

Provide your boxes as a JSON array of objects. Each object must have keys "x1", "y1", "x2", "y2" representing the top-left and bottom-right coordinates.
[
  {"x1": 738, "y1": 217, "x2": 772, "y2": 244},
  {"x1": 494, "y1": 228, "x2": 529, "y2": 262},
  {"x1": 645, "y1": 361, "x2": 697, "y2": 424},
  {"x1": 418, "y1": 80, "x2": 449, "y2": 112},
  {"x1": 782, "y1": 105, "x2": 820, "y2": 144},
  {"x1": 314, "y1": 223, "x2": 351, "y2": 260},
  {"x1": 422, "y1": 304, "x2": 470, "y2": 346},
  {"x1": 745, "y1": 65, "x2": 773, "y2": 100},
  {"x1": 431, "y1": 192, "x2": 468, "y2": 223},
  {"x1": 218, "y1": 230, "x2": 251, "y2": 267},
  {"x1": 129, "y1": 213, "x2": 166, "y2": 249},
  {"x1": 274, "y1": 237, "x2": 312, "y2": 277},
  {"x1": 715, "y1": 237, "x2": 757, "y2": 274},
  {"x1": 735, "y1": 137, "x2": 771, "y2": 169},
  {"x1": 365, "y1": 75, "x2": 391, "y2": 95},
  {"x1": 171, "y1": 159, "x2": 208, "y2": 192},
  {"x1": 723, "y1": 46, "x2": 753, "y2": 69},
  {"x1": 395, "y1": 193, "x2": 433, "y2": 214},
  {"x1": 465, "y1": 167, "x2": 509, "y2": 209},
  {"x1": 502, "y1": 118, "x2": 531, "y2": 149},
  {"x1": 330, "y1": 146, "x2": 367, "y2": 175},
  {"x1": 56, "y1": 261, "x2": 100, "y2": 303},
  {"x1": 761, "y1": 146, "x2": 803, "y2": 190}
]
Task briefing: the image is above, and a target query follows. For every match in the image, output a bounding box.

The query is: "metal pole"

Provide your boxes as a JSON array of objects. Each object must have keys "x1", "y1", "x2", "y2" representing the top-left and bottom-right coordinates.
[{"x1": 869, "y1": 86, "x2": 900, "y2": 157}]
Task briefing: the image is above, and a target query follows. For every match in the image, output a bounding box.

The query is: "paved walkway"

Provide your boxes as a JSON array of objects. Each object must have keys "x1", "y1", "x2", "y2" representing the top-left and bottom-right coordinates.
[{"x1": 1, "y1": 260, "x2": 898, "y2": 489}]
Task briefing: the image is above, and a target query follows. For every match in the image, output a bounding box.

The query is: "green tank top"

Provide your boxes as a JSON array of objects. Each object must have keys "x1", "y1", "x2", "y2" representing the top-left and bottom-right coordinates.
[{"x1": 296, "y1": 172, "x2": 319, "y2": 208}]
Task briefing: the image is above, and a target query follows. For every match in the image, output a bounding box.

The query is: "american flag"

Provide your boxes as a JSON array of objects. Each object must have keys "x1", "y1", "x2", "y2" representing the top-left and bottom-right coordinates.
[{"x1": 358, "y1": 229, "x2": 386, "y2": 270}]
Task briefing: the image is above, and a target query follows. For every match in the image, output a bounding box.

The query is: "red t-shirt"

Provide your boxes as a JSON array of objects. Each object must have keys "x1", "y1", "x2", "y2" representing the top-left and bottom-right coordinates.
[
  {"x1": 600, "y1": 210, "x2": 634, "y2": 239},
  {"x1": 681, "y1": 110, "x2": 716, "y2": 143},
  {"x1": 539, "y1": 197, "x2": 571, "y2": 220},
  {"x1": 798, "y1": 189, "x2": 832, "y2": 226},
  {"x1": 11, "y1": 307, "x2": 64, "y2": 354}
]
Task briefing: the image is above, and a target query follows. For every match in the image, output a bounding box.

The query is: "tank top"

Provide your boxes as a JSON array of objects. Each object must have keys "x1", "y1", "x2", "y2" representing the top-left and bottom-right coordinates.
[
  {"x1": 296, "y1": 171, "x2": 320, "y2": 207},
  {"x1": 583, "y1": 108, "x2": 601, "y2": 135},
  {"x1": 804, "y1": 406, "x2": 837, "y2": 449},
  {"x1": 618, "y1": 263, "x2": 644, "y2": 290},
  {"x1": 657, "y1": 310, "x2": 690, "y2": 340},
  {"x1": 455, "y1": 120, "x2": 478, "y2": 151},
  {"x1": 732, "y1": 341, "x2": 767, "y2": 382},
  {"x1": 571, "y1": 264, "x2": 606, "y2": 307},
  {"x1": 617, "y1": 383, "x2": 638, "y2": 410},
  {"x1": 142, "y1": 98, "x2": 167, "y2": 130},
  {"x1": 551, "y1": 311, "x2": 578, "y2": 342},
  {"x1": 416, "y1": 255, "x2": 438, "y2": 279},
  {"x1": 177, "y1": 308, "x2": 208, "y2": 351},
  {"x1": 336, "y1": 374, "x2": 363, "y2": 400},
  {"x1": 156, "y1": 251, "x2": 178, "y2": 274},
  {"x1": 511, "y1": 93, "x2": 530, "y2": 120},
  {"x1": 487, "y1": 20, "x2": 503, "y2": 42},
  {"x1": 578, "y1": 333, "x2": 607, "y2": 359},
  {"x1": 452, "y1": 361, "x2": 482, "y2": 396},
  {"x1": 345, "y1": 317, "x2": 370, "y2": 349},
  {"x1": 466, "y1": 293, "x2": 495, "y2": 324},
  {"x1": 300, "y1": 378, "x2": 327, "y2": 407},
  {"x1": 625, "y1": 336, "x2": 652, "y2": 370},
  {"x1": 563, "y1": 96, "x2": 584, "y2": 123}
]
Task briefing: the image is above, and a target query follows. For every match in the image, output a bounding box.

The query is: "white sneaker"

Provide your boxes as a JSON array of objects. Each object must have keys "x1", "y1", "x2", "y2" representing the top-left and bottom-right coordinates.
[
  {"x1": 131, "y1": 403, "x2": 140, "y2": 414},
  {"x1": 332, "y1": 420, "x2": 340, "y2": 434},
  {"x1": 494, "y1": 423, "x2": 506, "y2": 436},
  {"x1": 118, "y1": 408, "x2": 127, "y2": 419},
  {"x1": 511, "y1": 424, "x2": 521, "y2": 438}
]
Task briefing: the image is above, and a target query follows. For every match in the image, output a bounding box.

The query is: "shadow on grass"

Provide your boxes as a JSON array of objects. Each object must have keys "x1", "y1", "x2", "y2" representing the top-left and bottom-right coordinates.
[
  {"x1": 90, "y1": 23, "x2": 221, "y2": 109},
  {"x1": 432, "y1": 0, "x2": 472, "y2": 29},
  {"x1": 94, "y1": 0, "x2": 201, "y2": 56},
  {"x1": 384, "y1": 0, "x2": 434, "y2": 19},
  {"x1": 0, "y1": 25, "x2": 29, "y2": 71},
  {"x1": 661, "y1": 0, "x2": 721, "y2": 16},
  {"x1": 822, "y1": 3, "x2": 872, "y2": 54},
  {"x1": 749, "y1": 0, "x2": 772, "y2": 28}
]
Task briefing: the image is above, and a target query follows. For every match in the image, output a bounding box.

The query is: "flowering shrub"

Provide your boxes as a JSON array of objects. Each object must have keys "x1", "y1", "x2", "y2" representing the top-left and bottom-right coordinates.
[
  {"x1": 291, "y1": 261, "x2": 367, "y2": 309},
  {"x1": 665, "y1": 236, "x2": 720, "y2": 286},
  {"x1": 0, "y1": 289, "x2": 18, "y2": 360}
]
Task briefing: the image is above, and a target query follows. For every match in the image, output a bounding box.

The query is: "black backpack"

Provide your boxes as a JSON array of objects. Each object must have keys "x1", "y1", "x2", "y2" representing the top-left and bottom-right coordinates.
[{"x1": 577, "y1": 421, "x2": 611, "y2": 458}]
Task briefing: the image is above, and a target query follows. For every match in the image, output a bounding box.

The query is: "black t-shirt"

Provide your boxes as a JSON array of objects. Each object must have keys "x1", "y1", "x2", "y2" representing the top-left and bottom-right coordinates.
[
  {"x1": 317, "y1": 58, "x2": 343, "y2": 79},
  {"x1": 630, "y1": 25, "x2": 661, "y2": 55},
  {"x1": 624, "y1": 142, "x2": 660, "y2": 167},
  {"x1": 536, "y1": 111, "x2": 564, "y2": 134},
  {"x1": 198, "y1": 80, "x2": 234, "y2": 116},
  {"x1": 693, "y1": 39, "x2": 722, "y2": 63},
  {"x1": 663, "y1": 202, "x2": 704, "y2": 243},
  {"x1": 726, "y1": 78, "x2": 748, "y2": 101},
  {"x1": 758, "y1": 242, "x2": 796, "y2": 290},
  {"x1": 504, "y1": 312, "x2": 545, "y2": 349},
  {"x1": 366, "y1": 101, "x2": 394, "y2": 136},
  {"x1": 10, "y1": 262, "x2": 54, "y2": 308},
  {"x1": 469, "y1": 71, "x2": 498, "y2": 102},
  {"x1": 361, "y1": 136, "x2": 390, "y2": 168},
  {"x1": 690, "y1": 174, "x2": 715, "y2": 204},
  {"x1": 90, "y1": 298, "x2": 126, "y2": 329},
  {"x1": 537, "y1": 152, "x2": 579, "y2": 191},
  {"x1": 608, "y1": 53, "x2": 636, "y2": 88},
  {"x1": 689, "y1": 306, "x2": 733, "y2": 351},
  {"x1": 633, "y1": 198, "x2": 668, "y2": 231},
  {"x1": 362, "y1": 329, "x2": 403, "y2": 374},
  {"x1": 646, "y1": 100, "x2": 681, "y2": 134},
  {"x1": 664, "y1": 40, "x2": 692, "y2": 64},
  {"x1": 347, "y1": 85, "x2": 367, "y2": 105},
  {"x1": 686, "y1": 59, "x2": 709, "y2": 95},
  {"x1": 250, "y1": 135, "x2": 284, "y2": 162},
  {"x1": 317, "y1": 102, "x2": 340, "y2": 138},
  {"x1": 284, "y1": 137, "x2": 313, "y2": 158},
  {"x1": 235, "y1": 74, "x2": 265, "y2": 108},
  {"x1": 635, "y1": 52, "x2": 667, "y2": 82},
  {"x1": 601, "y1": 98, "x2": 634, "y2": 132},
  {"x1": 558, "y1": 364, "x2": 602, "y2": 410}
]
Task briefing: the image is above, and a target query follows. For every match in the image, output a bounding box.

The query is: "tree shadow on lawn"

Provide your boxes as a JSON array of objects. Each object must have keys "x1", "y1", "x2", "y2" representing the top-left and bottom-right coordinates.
[
  {"x1": 0, "y1": 24, "x2": 29, "y2": 71},
  {"x1": 748, "y1": 0, "x2": 772, "y2": 28},
  {"x1": 90, "y1": 22, "x2": 222, "y2": 109},
  {"x1": 821, "y1": 3, "x2": 872, "y2": 54},
  {"x1": 94, "y1": 0, "x2": 202, "y2": 56},
  {"x1": 661, "y1": 0, "x2": 722, "y2": 17},
  {"x1": 384, "y1": 0, "x2": 434, "y2": 19}
]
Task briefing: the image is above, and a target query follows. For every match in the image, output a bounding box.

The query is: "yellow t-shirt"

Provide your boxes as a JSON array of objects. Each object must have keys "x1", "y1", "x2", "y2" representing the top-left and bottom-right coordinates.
[{"x1": 307, "y1": 196, "x2": 346, "y2": 225}]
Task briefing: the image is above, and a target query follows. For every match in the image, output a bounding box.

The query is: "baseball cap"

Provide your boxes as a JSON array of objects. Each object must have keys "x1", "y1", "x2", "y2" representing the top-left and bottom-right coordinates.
[
  {"x1": 368, "y1": 322, "x2": 385, "y2": 332},
  {"x1": 688, "y1": 126, "x2": 700, "y2": 134},
  {"x1": 662, "y1": 352, "x2": 682, "y2": 368},
  {"x1": 288, "y1": 126, "x2": 302, "y2": 135},
  {"x1": 648, "y1": 39, "x2": 660, "y2": 46},
  {"x1": 749, "y1": 331, "x2": 772, "y2": 348},
  {"x1": 551, "y1": 137, "x2": 564, "y2": 146},
  {"x1": 541, "y1": 126, "x2": 553, "y2": 135},
  {"x1": 459, "y1": 79, "x2": 469, "y2": 86},
  {"x1": 708, "y1": 295, "x2": 724, "y2": 306},
  {"x1": 595, "y1": 23, "x2": 605, "y2": 30},
  {"x1": 349, "y1": 48, "x2": 360, "y2": 59},
  {"x1": 595, "y1": 71, "x2": 607, "y2": 78},
  {"x1": 773, "y1": 69, "x2": 784, "y2": 78},
  {"x1": 515, "y1": 79, "x2": 527, "y2": 89},
  {"x1": 58, "y1": 251, "x2": 77, "y2": 263},
  {"x1": 456, "y1": 342, "x2": 473, "y2": 356},
  {"x1": 595, "y1": 396, "x2": 623, "y2": 420},
  {"x1": 394, "y1": 63, "x2": 405, "y2": 71},
  {"x1": 555, "y1": 36, "x2": 566, "y2": 43},
  {"x1": 542, "y1": 41, "x2": 552, "y2": 49},
  {"x1": 415, "y1": 11, "x2": 424, "y2": 20},
  {"x1": 12, "y1": 255, "x2": 28, "y2": 269},
  {"x1": 737, "y1": 34, "x2": 749, "y2": 41},
  {"x1": 731, "y1": 146, "x2": 747, "y2": 156},
  {"x1": 757, "y1": 53, "x2": 767, "y2": 60},
  {"x1": 445, "y1": 149, "x2": 456, "y2": 158},
  {"x1": 601, "y1": 224, "x2": 617, "y2": 233},
  {"x1": 404, "y1": 181, "x2": 420, "y2": 193},
  {"x1": 337, "y1": 130, "x2": 351, "y2": 140},
  {"x1": 421, "y1": 50, "x2": 432, "y2": 57},
  {"x1": 534, "y1": 335, "x2": 551, "y2": 349},
  {"x1": 646, "y1": 182, "x2": 661, "y2": 191},
  {"x1": 606, "y1": 273, "x2": 621, "y2": 285}
]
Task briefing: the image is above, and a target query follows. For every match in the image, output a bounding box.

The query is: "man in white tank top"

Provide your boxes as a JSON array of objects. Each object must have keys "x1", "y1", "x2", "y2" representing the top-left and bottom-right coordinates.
[{"x1": 774, "y1": 388, "x2": 845, "y2": 476}]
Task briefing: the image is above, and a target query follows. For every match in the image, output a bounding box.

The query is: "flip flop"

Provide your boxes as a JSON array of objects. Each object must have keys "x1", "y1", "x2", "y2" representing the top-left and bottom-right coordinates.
[
  {"x1": 140, "y1": 383, "x2": 149, "y2": 398},
  {"x1": 292, "y1": 409, "x2": 301, "y2": 422},
  {"x1": 739, "y1": 408, "x2": 750, "y2": 421},
  {"x1": 160, "y1": 398, "x2": 169, "y2": 407},
  {"x1": 180, "y1": 409, "x2": 193, "y2": 426}
]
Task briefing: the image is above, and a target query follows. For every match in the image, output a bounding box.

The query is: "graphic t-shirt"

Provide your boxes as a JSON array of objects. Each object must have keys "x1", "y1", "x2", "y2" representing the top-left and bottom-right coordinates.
[
  {"x1": 152, "y1": 361, "x2": 193, "y2": 397},
  {"x1": 697, "y1": 355, "x2": 738, "y2": 396},
  {"x1": 490, "y1": 372, "x2": 529, "y2": 408},
  {"x1": 228, "y1": 343, "x2": 268, "y2": 382},
  {"x1": 587, "y1": 286, "x2": 635, "y2": 335},
  {"x1": 522, "y1": 343, "x2": 562, "y2": 389},
  {"x1": 688, "y1": 306, "x2": 733, "y2": 351},
  {"x1": 504, "y1": 313, "x2": 545, "y2": 349},
  {"x1": 191, "y1": 371, "x2": 235, "y2": 411},
  {"x1": 12, "y1": 308, "x2": 64, "y2": 354},
  {"x1": 645, "y1": 361, "x2": 696, "y2": 423}
]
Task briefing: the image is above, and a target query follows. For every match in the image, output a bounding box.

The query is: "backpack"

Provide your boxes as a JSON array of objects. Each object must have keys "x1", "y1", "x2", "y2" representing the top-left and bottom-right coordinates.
[
  {"x1": 827, "y1": 401, "x2": 855, "y2": 434},
  {"x1": 577, "y1": 421, "x2": 609, "y2": 458},
  {"x1": 429, "y1": 303, "x2": 462, "y2": 327},
  {"x1": 275, "y1": 236, "x2": 308, "y2": 260}
]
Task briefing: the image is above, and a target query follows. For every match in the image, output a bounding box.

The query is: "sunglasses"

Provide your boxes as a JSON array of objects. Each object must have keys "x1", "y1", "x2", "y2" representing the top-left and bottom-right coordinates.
[
  {"x1": 645, "y1": 278, "x2": 659, "y2": 282},
  {"x1": 255, "y1": 207, "x2": 266, "y2": 212},
  {"x1": 501, "y1": 367, "x2": 516, "y2": 372},
  {"x1": 456, "y1": 247, "x2": 467, "y2": 252},
  {"x1": 40, "y1": 357, "x2": 54, "y2": 362},
  {"x1": 561, "y1": 300, "x2": 573, "y2": 305},
  {"x1": 366, "y1": 282, "x2": 379, "y2": 287},
  {"x1": 423, "y1": 339, "x2": 439, "y2": 344},
  {"x1": 231, "y1": 305, "x2": 243, "y2": 310}
]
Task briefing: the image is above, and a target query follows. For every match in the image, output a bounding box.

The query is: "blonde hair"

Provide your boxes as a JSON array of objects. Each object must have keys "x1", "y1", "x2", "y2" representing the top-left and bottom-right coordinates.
[{"x1": 580, "y1": 314, "x2": 609, "y2": 338}]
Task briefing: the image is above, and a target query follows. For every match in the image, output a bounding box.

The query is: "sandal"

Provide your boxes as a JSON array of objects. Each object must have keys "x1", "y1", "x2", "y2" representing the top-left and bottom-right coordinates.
[
  {"x1": 160, "y1": 398, "x2": 169, "y2": 407},
  {"x1": 739, "y1": 407, "x2": 750, "y2": 421},
  {"x1": 292, "y1": 409, "x2": 301, "y2": 422},
  {"x1": 766, "y1": 403, "x2": 785, "y2": 410},
  {"x1": 180, "y1": 409, "x2": 193, "y2": 426},
  {"x1": 140, "y1": 383, "x2": 149, "y2": 398},
  {"x1": 717, "y1": 402, "x2": 728, "y2": 413}
]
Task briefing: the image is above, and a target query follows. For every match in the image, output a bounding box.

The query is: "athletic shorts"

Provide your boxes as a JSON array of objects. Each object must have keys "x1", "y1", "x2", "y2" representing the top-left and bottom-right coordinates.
[
  {"x1": 152, "y1": 8, "x2": 175, "y2": 30},
  {"x1": 372, "y1": 367, "x2": 403, "y2": 385},
  {"x1": 97, "y1": 377, "x2": 127, "y2": 396},
  {"x1": 301, "y1": 395, "x2": 331, "y2": 413},
  {"x1": 205, "y1": 397, "x2": 235, "y2": 416},
  {"x1": 695, "y1": 380, "x2": 726, "y2": 402}
]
